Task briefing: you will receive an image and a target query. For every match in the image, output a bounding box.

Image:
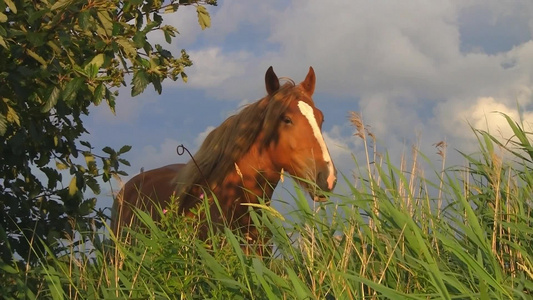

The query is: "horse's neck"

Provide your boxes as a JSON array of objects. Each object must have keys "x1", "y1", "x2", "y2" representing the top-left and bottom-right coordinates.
[{"x1": 218, "y1": 143, "x2": 281, "y2": 204}]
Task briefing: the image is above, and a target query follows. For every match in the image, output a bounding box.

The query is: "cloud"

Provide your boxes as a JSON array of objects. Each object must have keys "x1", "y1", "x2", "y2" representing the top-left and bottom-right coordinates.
[
  {"x1": 436, "y1": 96, "x2": 533, "y2": 141},
  {"x1": 185, "y1": 48, "x2": 251, "y2": 89},
  {"x1": 138, "y1": 138, "x2": 187, "y2": 172},
  {"x1": 195, "y1": 125, "x2": 215, "y2": 147}
]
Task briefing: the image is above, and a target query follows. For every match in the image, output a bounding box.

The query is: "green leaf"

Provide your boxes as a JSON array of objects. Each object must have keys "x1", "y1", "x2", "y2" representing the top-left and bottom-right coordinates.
[
  {"x1": 56, "y1": 161, "x2": 68, "y2": 170},
  {"x1": 196, "y1": 5, "x2": 211, "y2": 30},
  {"x1": 118, "y1": 158, "x2": 130, "y2": 167},
  {"x1": 79, "y1": 198, "x2": 97, "y2": 215},
  {"x1": 86, "y1": 177, "x2": 101, "y2": 194},
  {"x1": 4, "y1": 0, "x2": 17, "y2": 14},
  {"x1": 78, "y1": 10, "x2": 90, "y2": 30},
  {"x1": 163, "y1": 30, "x2": 171, "y2": 44},
  {"x1": 51, "y1": 0, "x2": 73, "y2": 10},
  {"x1": 62, "y1": 77, "x2": 84, "y2": 103},
  {"x1": 44, "y1": 269, "x2": 63, "y2": 300},
  {"x1": 0, "y1": 36, "x2": 7, "y2": 49},
  {"x1": 80, "y1": 141, "x2": 92, "y2": 148},
  {"x1": 152, "y1": 76, "x2": 162, "y2": 94},
  {"x1": 194, "y1": 241, "x2": 244, "y2": 289},
  {"x1": 164, "y1": 3, "x2": 180, "y2": 14},
  {"x1": 285, "y1": 267, "x2": 313, "y2": 299},
  {"x1": 116, "y1": 37, "x2": 136, "y2": 57},
  {"x1": 161, "y1": 25, "x2": 177, "y2": 44},
  {"x1": 68, "y1": 176, "x2": 78, "y2": 196},
  {"x1": 84, "y1": 152, "x2": 97, "y2": 173},
  {"x1": 46, "y1": 41, "x2": 62, "y2": 54},
  {"x1": 86, "y1": 63, "x2": 98, "y2": 78},
  {"x1": 140, "y1": 57, "x2": 151, "y2": 68},
  {"x1": 0, "y1": 262, "x2": 18, "y2": 274},
  {"x1": 93, "y1": 84, "x2": 105, "y2": 105},
  {"x1": 0, "y1": 113, "x2": 7, "y2": 135},
  {"x1": 0, "y1": 12, "x2": 7, "y2": 23},
  {"x1": 26, "y1": 49, "x2": 47, "y2": 66},
  {"x1": 132, "y1": 31, "x2": 146, "y2": 48},
  {"x1": 131, "y1": 70, "x2": 149, "y2": 96},
  {"x1": 252, "y1": 258, "x2": 280, "y2": 300},
  {"x1": 42, "y1": 87, "x2": 60, "y2": 112},
  {"x1": 27, "y1": 32, "x2": 46, "y2": 47},
  {"x1": 106, "y1": 95, "x2": 116, "y2": 115},
  {"x1": 118, "y1": 145, "x2": 132, "y2": 154},
  {"x1": 6, "y1": 106, "x2": 20, "y2": 126},
  {"x1": 102, "y1": 146, "x2": 115, "y2": 155},
  {"x1": 87, "y1": 53, "x2": 105, "y2": 70},
  {"x1": 28, "y1": 9, "x2": 48, "y2": 23},
  {"x1": 96, "y1": 10, "x2": 113, "y2": 35}
]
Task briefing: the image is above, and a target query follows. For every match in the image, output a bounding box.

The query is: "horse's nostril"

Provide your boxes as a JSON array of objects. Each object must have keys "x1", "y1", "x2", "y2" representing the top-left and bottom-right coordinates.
[{"x1": 317, "y1": 171, "x2": 334, "y2": 191}]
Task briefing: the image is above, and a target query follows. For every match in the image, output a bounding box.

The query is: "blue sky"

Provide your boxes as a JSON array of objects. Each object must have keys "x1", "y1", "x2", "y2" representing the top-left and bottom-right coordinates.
[{"x1": 84, "y1": 0, "x2": 533, "y2": 211}]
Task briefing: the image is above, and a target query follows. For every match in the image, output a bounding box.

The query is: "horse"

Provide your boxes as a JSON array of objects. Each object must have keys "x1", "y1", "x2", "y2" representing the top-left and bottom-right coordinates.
[{"x1": 111, "y1": 66, "x2": 337, "y2": 251}]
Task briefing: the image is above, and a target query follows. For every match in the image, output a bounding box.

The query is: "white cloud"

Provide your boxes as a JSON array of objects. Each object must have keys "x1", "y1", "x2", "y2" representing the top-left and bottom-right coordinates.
[
  {"x1": 195, "y1": 126, "x2": 215, "y2": 148},
  {"x1": 436, "y1": 96, "x2": 533, "y2": 141},
  {"x1": 203, "y1": 0, "x2": 284, "y2": 41},
  {"x1": 139, "y1": 138, "x2": 187, "y2": 172},
  {"x1": 185, "y1": 47, "x2": 251, "y2": 89}
]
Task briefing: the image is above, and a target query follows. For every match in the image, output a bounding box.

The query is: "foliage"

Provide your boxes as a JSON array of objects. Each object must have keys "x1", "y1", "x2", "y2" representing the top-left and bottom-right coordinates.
[
  {"x1": 2, "y1": 112, "x2": 532, "y2": 299},
  {"x1": 0, "y1": 0, "x2": 216, "y2": 266}
]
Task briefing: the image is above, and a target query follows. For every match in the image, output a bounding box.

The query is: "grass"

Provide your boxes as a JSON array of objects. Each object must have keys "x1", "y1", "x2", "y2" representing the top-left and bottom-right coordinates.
[{"x1": 1, "y1": 112, "x2": 533, "y2": 299}]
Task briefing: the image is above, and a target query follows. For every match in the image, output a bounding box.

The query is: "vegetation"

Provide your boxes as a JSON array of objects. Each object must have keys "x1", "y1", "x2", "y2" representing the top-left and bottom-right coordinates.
[
  {"x1": 0, "y1": 0, "x2": 215, "y2": 266},
  {"x1": 1, "y1": 0, "x2": 532, "y2": 298},
  {"x1": 2, "y1": 112, "x2": 532, "y2": 299}
]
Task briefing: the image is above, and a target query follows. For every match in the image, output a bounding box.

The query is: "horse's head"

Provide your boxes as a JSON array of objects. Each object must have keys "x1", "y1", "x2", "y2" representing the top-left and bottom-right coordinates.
[{"x1": 263, "y1": 66, "x2": 337, "y2": 201}]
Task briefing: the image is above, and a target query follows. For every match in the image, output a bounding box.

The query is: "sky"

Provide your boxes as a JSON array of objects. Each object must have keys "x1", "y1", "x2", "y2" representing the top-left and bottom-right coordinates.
[{"x1": 84, "y1": 0, "x2": 533, "y2": 211}]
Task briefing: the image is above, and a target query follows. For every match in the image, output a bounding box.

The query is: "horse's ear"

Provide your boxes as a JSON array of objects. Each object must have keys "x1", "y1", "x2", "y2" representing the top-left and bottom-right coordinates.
[
  {"x1": 265, "y1": 66, "x2": 280, "y2": 95},
  {"x1": 301, "y1": 66, "x2": 316, "y2": 96}
]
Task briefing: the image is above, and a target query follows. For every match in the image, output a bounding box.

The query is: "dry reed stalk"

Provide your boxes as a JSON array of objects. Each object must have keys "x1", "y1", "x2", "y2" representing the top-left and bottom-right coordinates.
[
  {"x1": 399, "y1": 148, "x2": 407, "y2": 211},
  {"x1": 463, "y1": 162, "x2": 470, "y2": 230},
  {"x1": 408, "y1": 142, "x2": 420, "y2": 217},
  {"x1": 349, "y1": 111, "x2": 380, "y2": 231},
  {"x1": 434, "y1": 140, "x2": 447, "y2": 220},
  {"x1": 489, "y1": 151, "x2": 503, "y2": 264},
  {"x1": 505, "y1": 169, "x2": 515, "y2": 276}
]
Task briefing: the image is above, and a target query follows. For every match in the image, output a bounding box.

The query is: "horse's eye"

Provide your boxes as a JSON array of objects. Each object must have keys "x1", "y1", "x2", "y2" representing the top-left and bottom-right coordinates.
[{"x1": 282, "y1": 115, "x2": 292, "y2": 124}]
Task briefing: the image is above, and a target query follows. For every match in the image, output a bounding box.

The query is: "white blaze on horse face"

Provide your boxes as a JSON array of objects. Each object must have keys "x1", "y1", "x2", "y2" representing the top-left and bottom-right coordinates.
[{"x1": 297, "y1": 101, "x2": 336, "y2": 190}]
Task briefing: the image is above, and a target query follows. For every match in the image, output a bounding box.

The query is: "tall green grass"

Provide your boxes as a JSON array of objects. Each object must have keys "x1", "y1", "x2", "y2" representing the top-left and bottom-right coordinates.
[{"x1": 1, "y1": 112, "x2": 532, "y2": 299}]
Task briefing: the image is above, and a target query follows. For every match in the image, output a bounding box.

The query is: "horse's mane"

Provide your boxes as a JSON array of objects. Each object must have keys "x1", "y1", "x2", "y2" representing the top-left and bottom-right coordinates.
[{"x1": 174, "y1": 80, "x2": 300, "y2": 204}]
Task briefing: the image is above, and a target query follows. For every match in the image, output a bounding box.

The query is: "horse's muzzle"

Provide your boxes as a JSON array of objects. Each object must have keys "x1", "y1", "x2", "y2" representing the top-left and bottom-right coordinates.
[{"x1": 313, "y1": 164, "x2": 337, "y2": 202}]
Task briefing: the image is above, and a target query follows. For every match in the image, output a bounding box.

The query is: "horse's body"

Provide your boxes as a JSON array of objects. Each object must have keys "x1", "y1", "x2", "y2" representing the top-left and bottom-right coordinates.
[
  {"x1": 112, "y1": 164, "x2": 185, "y2": 229},
  {"x1": 111, "y1": 66, "x2": 337, "y2": 246}
]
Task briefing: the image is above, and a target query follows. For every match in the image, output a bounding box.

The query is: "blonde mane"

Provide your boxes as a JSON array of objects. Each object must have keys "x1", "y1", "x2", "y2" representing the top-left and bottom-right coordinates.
[{"x1": 173, "y1": 80, "x2": 301, "y2": 208}]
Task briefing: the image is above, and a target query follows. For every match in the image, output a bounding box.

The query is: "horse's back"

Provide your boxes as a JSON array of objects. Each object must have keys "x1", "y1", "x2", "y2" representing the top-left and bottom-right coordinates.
[{"x1": 111, "y1": 164, "x2": 185, "y2": 233}]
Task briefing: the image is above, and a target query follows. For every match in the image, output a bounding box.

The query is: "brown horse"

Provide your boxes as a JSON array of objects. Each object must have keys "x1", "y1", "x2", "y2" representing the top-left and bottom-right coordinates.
[{"x1": 111, "y1": 66, "x2": 337, "y2": 247}]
